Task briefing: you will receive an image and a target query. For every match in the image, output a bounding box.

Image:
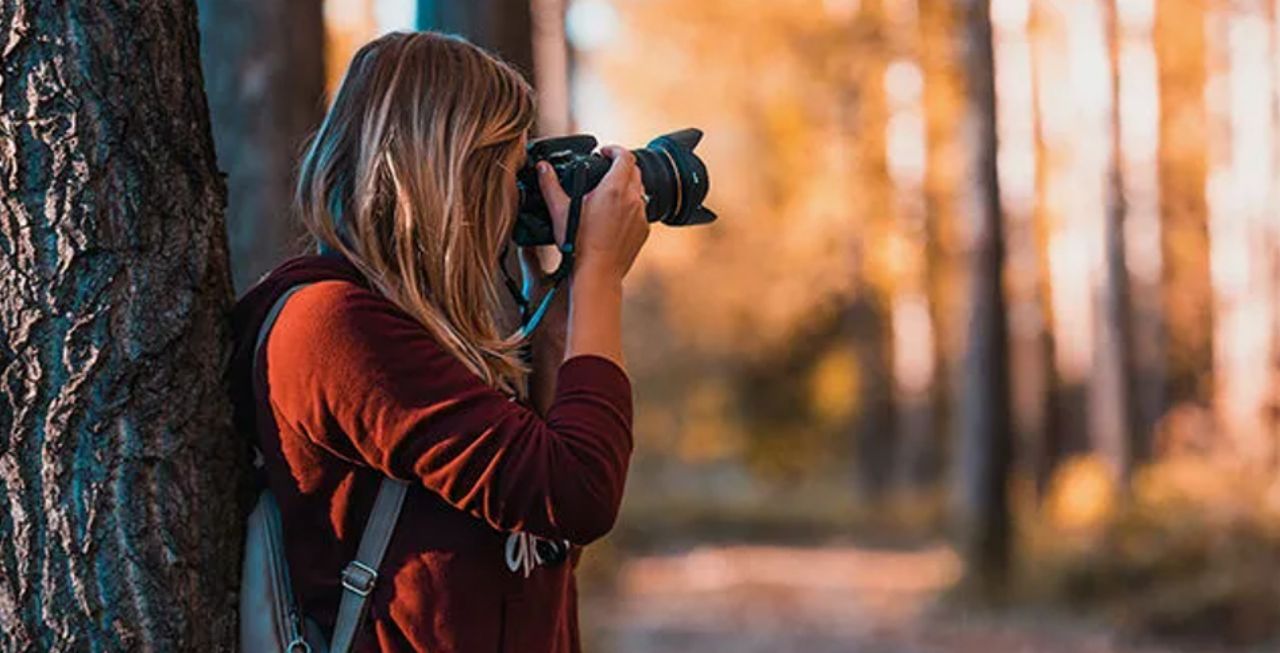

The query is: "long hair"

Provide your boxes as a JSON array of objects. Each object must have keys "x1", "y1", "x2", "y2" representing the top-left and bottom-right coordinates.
[{"x1": 296, "y1": 31, "x2": 536, "y2": 396}]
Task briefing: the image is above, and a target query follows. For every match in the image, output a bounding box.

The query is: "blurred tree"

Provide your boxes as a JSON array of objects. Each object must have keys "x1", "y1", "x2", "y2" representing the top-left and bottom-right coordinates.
[
  {"x1": 531, "y1": 0, "x2": 573, "y2": 135},
  {"x1": 0, "y1": 1, "x2": 244, "y2": 649},
  {"x1": 198, "y1": 0, "x2": 326, "y2": 294},
  {"x1": 954, "y1": 0, "x2": 1014, "y2": 597},
  {"x1": 850, "y1": 0, "x2": 899, "y2": 502},
  {"x1": 1027, "y1": 0, "x2": 1066, "y2": 497},
  {"x1": 417, "y1": 0, "x2": 536, "y2": 81},
  {"x1": 1154, "y1": 0, "x2": 1214, "y2": 428},
  {"x1": 918, "y1": 0, "x2": 966, "y2": 487},
  {"x1": 1099, "y1": 0, "x2": 1145, "y2": 482},
  {"x1": 1271, "y1": 0, "x2": 1280, "y2": 468},
  {"x1": 325, "y1": 0, "x2": 378, "y2": 97}
]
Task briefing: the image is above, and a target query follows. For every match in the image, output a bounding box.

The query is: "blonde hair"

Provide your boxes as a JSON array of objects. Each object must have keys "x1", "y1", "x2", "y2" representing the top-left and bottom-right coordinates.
[{"x1": 296, "y1": 31, "x2": 536, "y2": 396}]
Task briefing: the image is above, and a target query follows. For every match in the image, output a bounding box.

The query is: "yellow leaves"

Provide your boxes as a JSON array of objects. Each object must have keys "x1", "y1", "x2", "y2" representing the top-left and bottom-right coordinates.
[
  {"x1": 1043, "y1": 454, "x2": 1116, "y2": 532},
  {"x1": 809, "y1": 345, "x2": 861, "y2": 423}
]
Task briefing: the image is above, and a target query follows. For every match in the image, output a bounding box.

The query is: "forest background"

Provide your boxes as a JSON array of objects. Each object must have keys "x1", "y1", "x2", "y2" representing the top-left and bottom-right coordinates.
[{"x1": 4, "y1": 0, "x2": 1280, "y2": 651}]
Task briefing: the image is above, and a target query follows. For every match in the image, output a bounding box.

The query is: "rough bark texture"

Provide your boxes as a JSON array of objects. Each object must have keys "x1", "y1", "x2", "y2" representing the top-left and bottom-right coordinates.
[
  {"x1": 417, "y1": 0, "x2": 536, "y2": 82},
  {"x1": 918, "y1": 0, "x2": 966, "y2": 488},
  {"x1": 1154, "y1": 0, "x2": 1214, "y2": 418},
  {"x1": 954, "y1": 0, "x2": 1013, "y2": 597},
  {"x1": 0, "y1": 1, "x2": 244, "y2": 650},
  {"x1": 849, "y1": 0, "x2": 898, "y2": 502},
  {"x1": 198, "y1": 0, "x2": 326, "y2": 294}
]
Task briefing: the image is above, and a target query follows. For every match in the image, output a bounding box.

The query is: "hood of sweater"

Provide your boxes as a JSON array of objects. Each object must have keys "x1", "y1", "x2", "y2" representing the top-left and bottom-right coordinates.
[{"x1": 227, "y1": 251, "x2": 371, "y2": 438}]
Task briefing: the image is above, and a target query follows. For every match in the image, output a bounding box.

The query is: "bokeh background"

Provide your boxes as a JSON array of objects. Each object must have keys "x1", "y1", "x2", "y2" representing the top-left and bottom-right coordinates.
[{"x1": 201, "y1": 1, "x2": 1280, "y2": 651}]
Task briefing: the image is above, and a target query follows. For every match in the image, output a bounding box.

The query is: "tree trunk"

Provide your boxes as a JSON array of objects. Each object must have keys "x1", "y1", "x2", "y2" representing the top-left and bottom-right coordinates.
[
  {"x1": 849, "y1": 0, "x2": 899, "y2": 503},
  {"x1": 198, "y1": 0, "x2": 326, "y2": 294},
  {"x1": 417, "y1": 0, "x2": 537, "y2": 82},
  {"x1": 1097, "y1": 0, "x2": 1145, "y2": 482},
  {"x1": 918, "y1": 0, "x2": 966, "y2": 489},
  {"x1": 0, "y1": 2, "x2": 244, "y2": 650},
  {"x1": 954, "y1": 0, "x2": 1014, "y2": 598},
  {"x1": 531, "y1": 0, "x2": 572, "y2": 136},
  {"x1": 1270, "y1": 0, "x2": 1280, "y2": 469},
  {"x1": 1154, "y1": 0, "x2": 1214, "y2": 425},
  {"x1": 1027, "y1": 0, "x2": 1066, "y2": 498}
]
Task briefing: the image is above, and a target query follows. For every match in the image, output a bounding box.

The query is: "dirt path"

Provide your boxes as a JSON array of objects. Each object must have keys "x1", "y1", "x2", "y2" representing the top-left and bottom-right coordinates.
[{"x1": 583, "y1": 545, "x2": 1221, "y2": 653}]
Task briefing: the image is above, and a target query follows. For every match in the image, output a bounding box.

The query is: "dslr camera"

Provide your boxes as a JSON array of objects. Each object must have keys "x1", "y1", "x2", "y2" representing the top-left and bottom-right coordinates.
[{"x1": 513, "y1": 128, "x2": 717, "y2": 246}]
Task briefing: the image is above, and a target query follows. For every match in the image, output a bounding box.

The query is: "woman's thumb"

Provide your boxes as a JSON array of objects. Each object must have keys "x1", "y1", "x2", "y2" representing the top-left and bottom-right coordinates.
[{"x1": 535, "y1": 162, "x2": 571, "y2": 245}]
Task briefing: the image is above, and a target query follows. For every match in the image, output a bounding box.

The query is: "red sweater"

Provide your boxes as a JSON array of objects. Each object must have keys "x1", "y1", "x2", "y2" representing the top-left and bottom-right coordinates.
[{"x1": 228, "y1": 253, "x2": 633, "y2": 652}]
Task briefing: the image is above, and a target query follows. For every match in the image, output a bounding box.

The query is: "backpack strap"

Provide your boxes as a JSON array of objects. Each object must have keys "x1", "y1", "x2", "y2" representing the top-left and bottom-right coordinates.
[
  {"x1": 330, "y1": 479, "x2": 408, "y2": 653},
  {"x1": 255, "y1": 282, "x2": 410, "y2": 653}
]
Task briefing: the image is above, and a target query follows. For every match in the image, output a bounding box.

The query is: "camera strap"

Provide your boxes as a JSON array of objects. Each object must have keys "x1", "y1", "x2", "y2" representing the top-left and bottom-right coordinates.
[{"x1": 503, "y1": 161, "x2": 591, "y2": 340}]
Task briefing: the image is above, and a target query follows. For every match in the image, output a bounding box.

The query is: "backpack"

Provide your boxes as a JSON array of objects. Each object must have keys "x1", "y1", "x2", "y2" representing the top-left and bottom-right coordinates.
[{"x1": 239, "y1": 283, "x2": 409, "y2": 653}]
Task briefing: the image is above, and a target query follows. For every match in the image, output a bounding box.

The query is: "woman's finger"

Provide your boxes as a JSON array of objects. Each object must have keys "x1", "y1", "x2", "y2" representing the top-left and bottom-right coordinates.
[
  {"x1": 535, "y1": 161, "x2": 571, "y2": 245},
  {"x1": 597, "y1": 145, "x2": 638, "y2": 191}
]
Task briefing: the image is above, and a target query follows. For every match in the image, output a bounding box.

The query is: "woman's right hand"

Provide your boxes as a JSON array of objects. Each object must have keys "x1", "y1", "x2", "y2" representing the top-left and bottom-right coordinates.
[
  {"x1": 535, "y1": 145, "x2": 648, "y2": 369},
  {"x1": 535, "y1": 145, "x2": 650, "y2": 283}
]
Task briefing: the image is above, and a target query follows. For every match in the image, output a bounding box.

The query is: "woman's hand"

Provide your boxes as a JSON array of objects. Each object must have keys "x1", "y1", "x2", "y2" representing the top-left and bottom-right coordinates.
[
  {"x1": 533, "y1": 145, "x2": 649, "y2": 370},
  {"x1": 534, "y1": 145, "x2": 650, "y2": 283}
]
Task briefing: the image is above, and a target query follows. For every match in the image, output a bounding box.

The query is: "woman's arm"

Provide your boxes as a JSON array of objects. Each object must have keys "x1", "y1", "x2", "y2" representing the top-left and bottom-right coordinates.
[
  {"x1": 523, "y1": 147, "x2": 649, "y2": 411},
  {"x1": 269, "y1": 280, "x2": 632, "y2": 545},
  {"x1": 534, "y1": 147, "x2": 649, "y2": 370}
]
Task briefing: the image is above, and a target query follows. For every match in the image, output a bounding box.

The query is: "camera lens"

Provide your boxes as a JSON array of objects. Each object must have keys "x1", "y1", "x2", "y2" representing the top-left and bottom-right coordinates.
[{"x1": 639, "y1": 129, "x2": 716, "y2": 227}]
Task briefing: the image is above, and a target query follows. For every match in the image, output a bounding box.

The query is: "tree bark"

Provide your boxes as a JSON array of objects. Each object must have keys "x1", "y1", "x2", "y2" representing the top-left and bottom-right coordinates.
[
  {"x1": 954, "y1": 0, "x2": 1014, "y2": 597},
  {"x1": 917, "y1": 0, "x2": 966, "y2": 489},
  {"x1": 0, "y1": 1, "x2": 244, "y2": 650},
  {"x1": 198, "y1": 0, "x2": 326, "y2": 294},
  {"x1": 417, "y1": 0, "x2": 537, "y2": 82},
  {"x1": 1154, "y1": 0, "x2": 1214, "y2": 422}
]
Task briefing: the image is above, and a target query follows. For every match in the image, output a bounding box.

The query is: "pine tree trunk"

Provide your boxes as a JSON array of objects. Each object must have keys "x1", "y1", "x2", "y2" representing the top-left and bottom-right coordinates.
[
  {"x1": 850, "y1": 0, "x2": 899, "y2": 503},
  {"x1": 1027, "y1": 0, "x2": 1066, "y2": 498},
  {"x1": 1154, "y1": 0, "x2": 1214, "y2": 423},
  {"x1": 198, "y1": 0, "x2": 326, "y2": 294},
  {"x1": 0, "y1": 2, "x2": 245, "y2": 650},
  {"x1": 954, "y1": 0, "x2": 1014, "y2": 597},
  {"x1": 1269, "y1": 0, "x2": 1280, "y2": 469},
  {"x1": 1096, "y1": 0, "x2": 1145, "y2": 482},
  {"x1": 918, "y1": 0, "x2": 966, "y2": 489},
  {"x1": 531, "y1": 0, "x2": 572, "y2": 136},
  {"x1": 417, "y1": 0, "x2": 536, "y2": 81}
]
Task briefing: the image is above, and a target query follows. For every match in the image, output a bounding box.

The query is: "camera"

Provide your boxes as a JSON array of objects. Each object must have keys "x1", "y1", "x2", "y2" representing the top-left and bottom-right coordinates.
[{"x1": 512, "y1": 128, "x2": 718, "y2": 246}]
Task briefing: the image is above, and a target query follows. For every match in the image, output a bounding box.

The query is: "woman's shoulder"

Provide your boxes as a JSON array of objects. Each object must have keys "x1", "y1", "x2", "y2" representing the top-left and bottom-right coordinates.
[
  {"x1": 268, "y1": 279, "x2": 427, "y2": 366},
  {"x1": 279, "y1": 280, "x2": 409, "y2": 332}
]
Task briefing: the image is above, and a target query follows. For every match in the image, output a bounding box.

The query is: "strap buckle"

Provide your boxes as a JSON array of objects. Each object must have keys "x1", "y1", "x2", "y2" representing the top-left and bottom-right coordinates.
[{"x1": 341, "y1": 560, "x2": 378, "y2": 597}]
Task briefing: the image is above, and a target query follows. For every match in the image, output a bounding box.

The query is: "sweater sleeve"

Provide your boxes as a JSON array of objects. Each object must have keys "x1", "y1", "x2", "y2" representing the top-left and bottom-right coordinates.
[{"x1": 265, "y1": 280, "x2": 634, "y2": 545}]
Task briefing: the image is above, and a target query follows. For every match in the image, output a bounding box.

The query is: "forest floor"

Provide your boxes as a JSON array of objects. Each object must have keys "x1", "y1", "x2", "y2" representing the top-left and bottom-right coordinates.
[{"x1": 581, "y1": 544, "x2": 1245, "y2": 653}]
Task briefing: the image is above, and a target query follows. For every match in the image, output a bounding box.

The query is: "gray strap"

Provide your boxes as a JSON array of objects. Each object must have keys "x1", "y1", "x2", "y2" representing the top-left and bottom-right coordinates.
[
  {"x1": 330, "y1": 478, "x2": 409, "y2": 653},
  {"x1": 254, "y1": 284, "x2": 313, "y2": 366},
  {"x1": 255, "y1": 282, "x2": 409, "y2": 653}
]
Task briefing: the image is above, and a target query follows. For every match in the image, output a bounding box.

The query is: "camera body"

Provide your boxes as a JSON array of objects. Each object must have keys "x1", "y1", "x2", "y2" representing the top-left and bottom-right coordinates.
[{"x1": 513, "y1": 128, "x2": 718, "y2": 246}]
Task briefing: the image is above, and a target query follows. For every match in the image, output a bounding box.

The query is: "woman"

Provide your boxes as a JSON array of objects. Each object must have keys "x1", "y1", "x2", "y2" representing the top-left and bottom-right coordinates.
[{"x1": 228, "y1": 31, "x2": 648, "y2": 652}]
